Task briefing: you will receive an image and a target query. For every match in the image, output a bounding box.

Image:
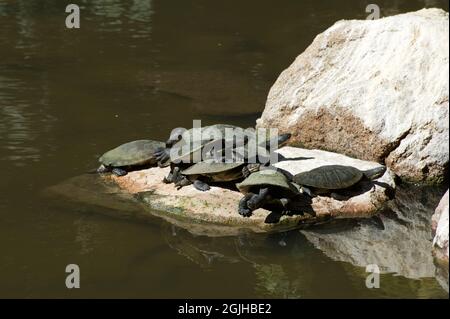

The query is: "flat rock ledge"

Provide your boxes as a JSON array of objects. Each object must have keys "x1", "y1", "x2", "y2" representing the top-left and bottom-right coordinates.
[{"x1": 106, "y1": 146, "x2": 395, "y2": 236}]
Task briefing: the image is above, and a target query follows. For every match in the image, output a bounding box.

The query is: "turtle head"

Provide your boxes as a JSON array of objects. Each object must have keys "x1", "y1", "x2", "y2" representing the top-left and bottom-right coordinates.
[
  {"x1": 166, "y1": 127, "x2": 185, "y2": 147},
  {"x1": 277, "y1": 133, "x2": 292, "y2": 148},
  {"x1": 364, "y1": 166, "x2": 387, "y2": 180}
]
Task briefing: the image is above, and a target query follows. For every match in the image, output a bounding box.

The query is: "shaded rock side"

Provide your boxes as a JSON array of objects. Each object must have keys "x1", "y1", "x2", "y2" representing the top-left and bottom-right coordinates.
[
  {"x1": 302, "y1": 185, "x2": 445, "y2": 281},
  {"x1": 432, "y1": 190, "x2": 449, "y2": 265}
]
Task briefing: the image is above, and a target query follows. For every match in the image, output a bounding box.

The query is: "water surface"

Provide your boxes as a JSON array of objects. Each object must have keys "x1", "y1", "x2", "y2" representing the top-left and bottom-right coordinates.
[{"x1": 0, "y1": 0, "x2": 448, "y2": 298}]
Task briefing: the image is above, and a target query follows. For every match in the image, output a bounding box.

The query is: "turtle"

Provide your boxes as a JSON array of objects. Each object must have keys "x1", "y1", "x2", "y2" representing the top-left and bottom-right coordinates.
[
  {"x1": 154, "y1": 124, "x2": 246, "y2": 166},
  {"x1": 173, "y1": 160, "x2": 261, "y2": 191},
  {"x1": 173, "y1": 132, "x2": 293, "y2": 191},
  {"x1": 96, "y1": 139, "x2": 165, "y2": 176},
  {"x1": 292, "y1": 164, "x2": 387, "y2": 197},
  {"x1": 236, "y1": 169, "x2": 302, "y2": 218},
  {"x1": 158, "y1": 124, "x2": 258, "y2": 184},
  {"x1": 159, "y1": 133, "x2": 235, "y2": 185}
]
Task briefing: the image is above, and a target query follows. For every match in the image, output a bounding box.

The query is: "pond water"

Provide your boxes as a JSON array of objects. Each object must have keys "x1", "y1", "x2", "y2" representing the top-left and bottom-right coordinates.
[{"x1": 0, "y1": 0, "x2": 448, "y2": 298}]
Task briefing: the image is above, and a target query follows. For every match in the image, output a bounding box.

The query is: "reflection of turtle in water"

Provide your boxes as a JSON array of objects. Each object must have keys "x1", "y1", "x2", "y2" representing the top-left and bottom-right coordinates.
[
  {"x1": 293, "y1": 165, "x2": 386, "y2": 198},
  {"x1": 97, "y1": 139, "x2": 165, "y2": 176},
  {"x1": 236, "y1": 169, "x2": 305, "y2": 218},
  {"x1": 174, "y1": 133, "x2": 292, "y2": 191},
  {"x1": 162, "y1": 224, "x2": 240, "y2": 268}
]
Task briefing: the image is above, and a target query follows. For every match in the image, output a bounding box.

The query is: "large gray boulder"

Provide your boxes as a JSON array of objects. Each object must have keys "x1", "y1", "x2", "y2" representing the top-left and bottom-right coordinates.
[{"x1": 257, "y1": 9, "x2": 449, "y2": 184}]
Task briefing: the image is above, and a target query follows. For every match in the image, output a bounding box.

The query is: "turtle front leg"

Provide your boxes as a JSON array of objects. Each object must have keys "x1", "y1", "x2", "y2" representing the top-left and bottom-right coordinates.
[
  {"x1": 279, "y1": 198, "x2": 291, "y2": 209},
  {"x1": 111, "y1": 167, "x2": 128, "y2": 176},
  {"x1": 163, "y1": 171, "x2": 173, "y2": 184},
  {"x1": 96, "y1": 164, "x2": 109, "y2": 174},
  {"x1": 175, "y1": 176, "x2": 192, "y2": 190},
  {"x1": 163, "y1": 166, "x2": 175, "y2": 183},
  {"x1": 247, "y1": 188, "x2": 270, "y2": 210},
  {"x1": 238, "y1": 193, "x2": 255, "y2": 217},
  {"x1": 163, "y1": 166, "x2": 179, "y2": 184},
  {"x1": 301, "y1": 186, "x2": 316, "y2": 198},
  {"x1": 278, "y1": 198, "x2": 295, "y2": 216}
]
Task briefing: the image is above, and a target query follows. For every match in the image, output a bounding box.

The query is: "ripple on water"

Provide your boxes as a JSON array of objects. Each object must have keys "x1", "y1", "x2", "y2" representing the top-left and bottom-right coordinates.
[{"x1": 0, "y1": 73, "x2": 55, "y2": 166}]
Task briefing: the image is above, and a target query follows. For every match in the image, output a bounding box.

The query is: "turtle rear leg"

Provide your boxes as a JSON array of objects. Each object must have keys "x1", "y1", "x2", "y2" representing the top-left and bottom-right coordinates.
[
  {"x1": 330, "y1": 192, "x2": 349, "y2": 201},
  {"x1": 242, "y1": 164, "x2": 261, "y2": 178},
  {"x1": 279, "y1": 198, "x2": 291, "y2": 208},
  {"x1": 175, "y1": 177, "x2": 210, "y2": 191},
  {"x1": 112, "y1": 167, "x2": 128, "y2": 176},
  {"x1": 247, "y1": 188, "x2": 270, "y2": 210},
  {"x1": 193, "y1": 180, "x2": 210, "y2": 192}
]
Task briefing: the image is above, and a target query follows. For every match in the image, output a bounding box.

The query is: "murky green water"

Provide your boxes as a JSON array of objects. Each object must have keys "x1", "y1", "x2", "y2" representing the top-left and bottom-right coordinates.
[{"x1": 0, "y1": 0, "x2": 448, "y2": 298}]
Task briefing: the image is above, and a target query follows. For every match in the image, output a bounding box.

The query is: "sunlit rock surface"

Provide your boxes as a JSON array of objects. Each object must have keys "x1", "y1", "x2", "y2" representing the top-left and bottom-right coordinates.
[
  {"x1": 257, "y1": 9, "x2": 449, "y2": 183},
  {"x1": 274, "y1": 147, "x2": 395, "y2": 218}
]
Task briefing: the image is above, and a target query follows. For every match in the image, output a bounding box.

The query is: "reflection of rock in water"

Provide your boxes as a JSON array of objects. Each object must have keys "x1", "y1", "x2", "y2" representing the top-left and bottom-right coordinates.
[
  {"x1": 301, "y1": 184, "x2": 447, "y2": 280},
  {"x1": 160, "y1": 224, "x2": 316, "y2": 297},
  {"x1": 141, "y1": 70, "x2": 268, "y2": 116},
  {"x1": 162, "y1": 224, "x2": 240, "y2": 269},
  {"x1": 234, "y1": 231, "x2": 319, "y2": 298},
  {"x1": 253, "y1": 264, "x2": 302, "y2": 299},
  {"x1": 43, "y1": 174, "x2": 159, "y2": 223},
  {"x1": 435, "y1": 263, "x2": 449, "y2": 293},
  {"x1": 74, "y1": 216, "x2": 98, "y2": 255}
]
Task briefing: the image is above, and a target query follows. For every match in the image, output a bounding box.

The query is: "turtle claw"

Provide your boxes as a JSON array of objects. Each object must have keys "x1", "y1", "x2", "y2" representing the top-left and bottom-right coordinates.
[
  {"x1": 239, "y1": 208, "x2": 253, "y2": 218},
  {"x1": 238, "y1": 193, "x2": 255, "y2": 218},
  {"x1": 154, "y1": 148, "x2": 170, "y2": 164}
]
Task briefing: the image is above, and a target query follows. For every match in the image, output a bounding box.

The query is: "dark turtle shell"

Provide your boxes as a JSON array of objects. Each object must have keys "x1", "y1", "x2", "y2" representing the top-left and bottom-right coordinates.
[
  {"x1": 99, "y1": 139, "x2": 165, "y2": 167},
  {"x1": 293, "y1": 165, "x2": 364, "y2": 190},
  {"x1": 169, "y1": 124, "x2": 245, "y2": 163},
  {"x1": 236, "y1": 170, "x2": 298, "y2": 196},
  {"x1": 181, "y1": 160, "x2": 244, "y2": 175},
  {"x1": 180, "y1": 160, "x2": 246, "y2": 182}
]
